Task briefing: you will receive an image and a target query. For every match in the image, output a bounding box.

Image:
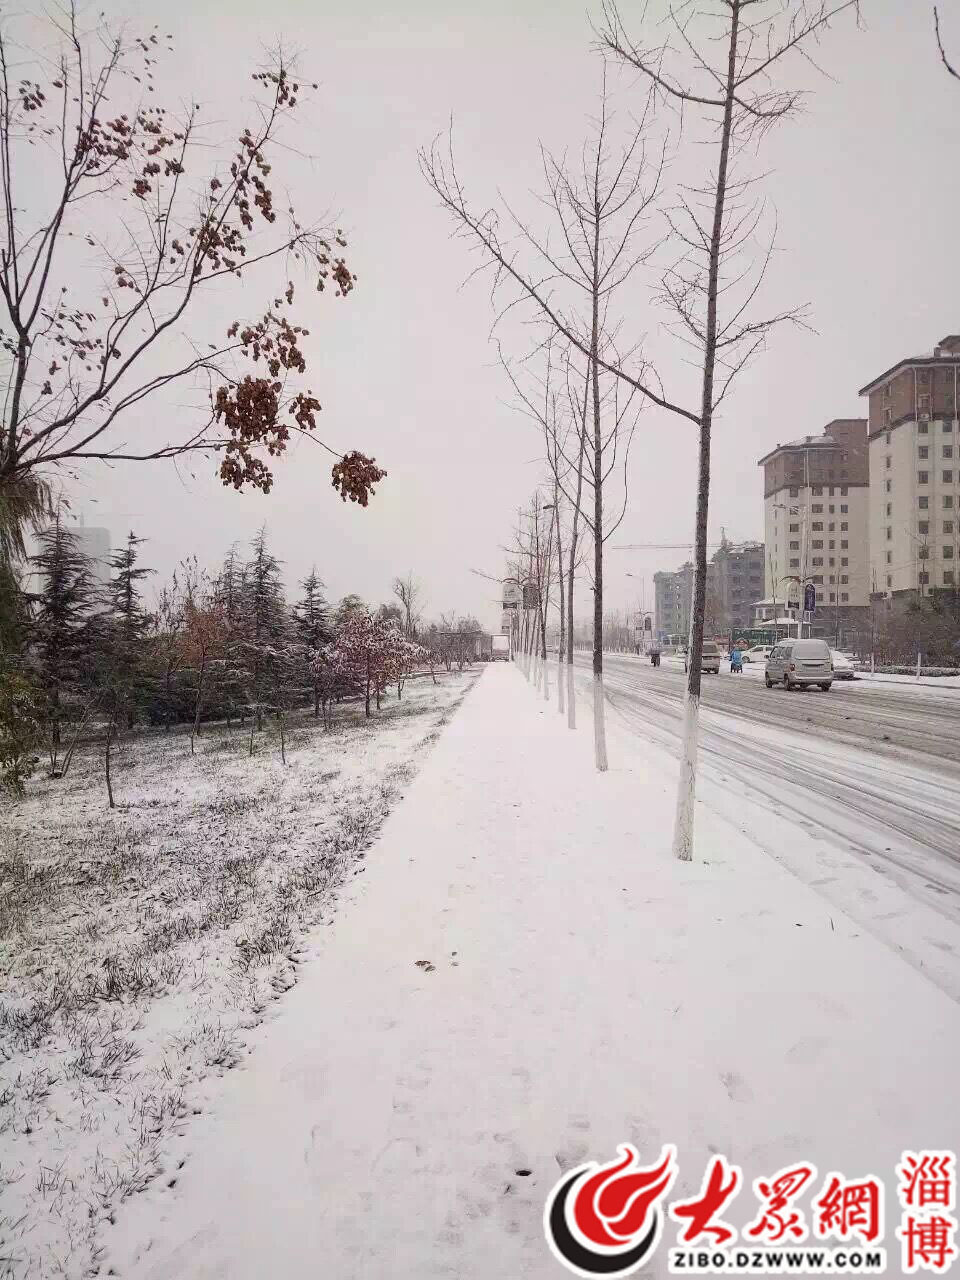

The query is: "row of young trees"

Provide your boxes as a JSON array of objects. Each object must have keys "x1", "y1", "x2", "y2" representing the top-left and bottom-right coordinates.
[
  {"x1": 0, "y1": 523, "x2": 435, "y2": 800},
  {"x1": 423, "y1": 0, "x2": 867, "y2": 861}
]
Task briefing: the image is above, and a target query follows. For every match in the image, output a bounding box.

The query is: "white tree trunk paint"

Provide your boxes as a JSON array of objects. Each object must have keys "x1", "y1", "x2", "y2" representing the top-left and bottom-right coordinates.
[
  {"x1": 672, "y1": 692, "x2": 700, "y2": 862},
  {"x1": 916, "y1": 651, "x2": 922, "y2": 681},
  {"x1": 593, "y1": 670, "x2": 608, "y2": 772},
  {"x1": 543, "y1": 650, "x2": 550, "y2": 701},
  {"x1": 557, "y1": 647, "x2": 565, "y2": 715},
  {"x1": 567, "y1": 661, "x2": 576, "y2": 730}
]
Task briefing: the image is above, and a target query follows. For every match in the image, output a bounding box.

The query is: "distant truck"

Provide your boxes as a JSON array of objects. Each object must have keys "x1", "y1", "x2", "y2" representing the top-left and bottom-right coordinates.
[{"x1": 492, "y1": 634, "x2": 510, "y2": 661}]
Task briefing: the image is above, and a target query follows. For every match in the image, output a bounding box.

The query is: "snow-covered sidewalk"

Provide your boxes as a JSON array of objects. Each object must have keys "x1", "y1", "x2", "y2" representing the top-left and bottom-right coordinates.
[{"x1": 106, "y1": 663, "x2": 960, "y2": 1279}]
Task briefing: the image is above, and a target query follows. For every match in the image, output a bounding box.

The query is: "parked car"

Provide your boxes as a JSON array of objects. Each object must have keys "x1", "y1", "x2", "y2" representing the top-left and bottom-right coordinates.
[
  {"x1": 830, "y1": 650, "x2": 856, "y2": 680},
  {"x1": 765, "y1": 638, "x2": 833, "y2": 690},
  {"x1": 684, "y1": 640, "x2": 721, "y2": 674},
  {"x1": 741, "y1": 645, "x2": 773, "y2": 664}
]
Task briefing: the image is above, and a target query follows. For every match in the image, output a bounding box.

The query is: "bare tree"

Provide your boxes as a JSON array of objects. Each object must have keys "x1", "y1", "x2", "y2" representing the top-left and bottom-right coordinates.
[
  {"x1": 599, "y1": 0, "x2": 858, "y2": 858},
  {"x1": 392, "y1": 573, "x2": 424, "y2": 638},
  {"x1": 427, "y1": 88, "x2": 654, "y2": 768},
  {"x1": 0, "y1": 5, "x2": 385, "y2": 519}
]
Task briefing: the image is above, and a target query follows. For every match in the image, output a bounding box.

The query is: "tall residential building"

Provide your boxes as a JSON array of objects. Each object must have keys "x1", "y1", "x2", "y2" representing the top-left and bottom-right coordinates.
[
  {"x1": 653, "y1": 541, "x2": 764, "y2": 642},
  {"x1": 859, "y1": 333, "x2": 960, "y2": 602},
  {"x1": 759, "y1": 420, "x2": 870, "y2": 617},
  {"x1": 710, "y1": 540, "x2": 764, "y2": 632},
  {"x1": 654, "y1": 567, "x2": 690, "y2": 644}
]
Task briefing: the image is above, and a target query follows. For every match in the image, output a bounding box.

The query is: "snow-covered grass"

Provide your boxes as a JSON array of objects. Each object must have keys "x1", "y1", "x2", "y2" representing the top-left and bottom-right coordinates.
[
  {"x1": 97, "y1": 662, "x2": 960, "y2": 1280},
  {"x1": 0, "y1": 669, "x2": 477, "y2": 1280}
]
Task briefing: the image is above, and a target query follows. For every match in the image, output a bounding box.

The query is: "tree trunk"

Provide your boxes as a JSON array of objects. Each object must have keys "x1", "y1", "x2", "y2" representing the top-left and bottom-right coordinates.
[
  {"x1": 673, "y1": 0, "x2": 739, "y2": 861},
  {"x1": 365, "y1": 659, "x2": 371, "y2": 718},
  {"x1": 556, "y1": 503, "x2": 565, "y2": 717},
  {"x1": 104, "y1": 715, "x2": 116, "y2": 810},
  {"x1": 314, "y1": 679, "x2": 320, "y2": 719},
  {"x1": 191, "y1": 653, "x2": 206, "y2": 756},
  {"x1": 590, "y1": 248, "x2": 608, "y2": 773}
]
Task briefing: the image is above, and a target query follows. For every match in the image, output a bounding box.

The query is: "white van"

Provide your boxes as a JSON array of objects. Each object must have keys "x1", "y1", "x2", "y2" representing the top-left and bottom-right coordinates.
[{"x1": 765, "y1": 638, "x2": 833, "y2": 691}]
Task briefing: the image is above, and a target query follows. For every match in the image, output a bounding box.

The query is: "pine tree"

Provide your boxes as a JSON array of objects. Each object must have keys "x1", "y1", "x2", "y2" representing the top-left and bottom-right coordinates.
[
  {"x1": 241, "y1": 528, "x2": 288, "y2": 732},
  {"x1": 27, "y1": 514, "x2": 98, "y2": 767},
  {"x1": 294, "y1": 569, "x2": 330, "y2": 718},
  {"x1": 105, "y1": 531, "x2": 154, "y2": 729}
]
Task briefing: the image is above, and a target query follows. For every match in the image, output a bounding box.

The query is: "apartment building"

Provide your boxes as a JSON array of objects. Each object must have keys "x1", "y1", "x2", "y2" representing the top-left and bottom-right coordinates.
[
  {"x1": 653, "y1": 541, "x2": 764, "y2": 642},
  {"x1": 759, "y1": 420, "x2": 870, "y2": 619},
  {"x1": 859, "y1": 333, "x2": 960, "y2": 601}
]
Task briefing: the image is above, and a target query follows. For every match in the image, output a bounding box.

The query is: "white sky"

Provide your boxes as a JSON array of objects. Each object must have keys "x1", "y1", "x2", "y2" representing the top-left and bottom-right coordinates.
[{"x1": 59, "y1": 0, "x2": 960, "y2": 630}]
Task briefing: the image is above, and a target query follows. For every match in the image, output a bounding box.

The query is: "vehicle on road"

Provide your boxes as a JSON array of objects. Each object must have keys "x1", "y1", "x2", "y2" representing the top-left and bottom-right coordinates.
[
  {"x1": 741, "y1": 645, "x2": 773, "y2": 664},
  {"x1": 765, "y1": 638, "x2": 833, "y2": 691},
  {"x1": 830, "y1": 650, "x2": 856, "y2": 680},
  {"x1": 684, "y1": 641, "x2": 721, "y2": 674}
]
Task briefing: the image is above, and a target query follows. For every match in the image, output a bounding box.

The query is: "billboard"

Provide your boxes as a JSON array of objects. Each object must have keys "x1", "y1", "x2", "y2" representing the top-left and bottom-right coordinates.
[{"x1": 522, "y1": 580, "x2": 539, "y2": 610}]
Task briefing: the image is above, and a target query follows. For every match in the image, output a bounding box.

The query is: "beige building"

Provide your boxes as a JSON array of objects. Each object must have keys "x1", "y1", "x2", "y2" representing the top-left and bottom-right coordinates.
[
  {"x1": 759, "y1": 420, "x2": 870, "y2": 620},
  {"x1": 859, "y1": 334, "x2": 960, "y2": 602}
]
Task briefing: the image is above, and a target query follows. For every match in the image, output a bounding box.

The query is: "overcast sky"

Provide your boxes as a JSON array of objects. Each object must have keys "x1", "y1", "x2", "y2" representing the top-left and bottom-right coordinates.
[{"x1": 60, "y1": 0, "x2": 960, "y2": 631}]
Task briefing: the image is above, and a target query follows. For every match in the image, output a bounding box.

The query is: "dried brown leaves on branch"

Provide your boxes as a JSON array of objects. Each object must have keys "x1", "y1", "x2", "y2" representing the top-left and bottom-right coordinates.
[{"x1": 0, "y1": 4, "x2": 378, "y2": 511}]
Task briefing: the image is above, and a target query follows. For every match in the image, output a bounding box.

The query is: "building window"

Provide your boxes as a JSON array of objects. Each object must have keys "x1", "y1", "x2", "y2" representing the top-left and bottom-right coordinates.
[
  {"x1": 885, "y1": 503, "x2": 892, "y2": 517},
  {"x1": 829, "y1": 574, "x2": 835, "y2": 584},
  {"x1": 945, "y1": 420, "x2": 954, "y2": 431},
  {"x1": 887, "y1": 575, "x2": 893, "y2": 589},
  {"x1": 812, "y1": 521, "x2": 824, "y2": 531},
  {"x1": 840, "y1": 521, "x2": 849, "y2": 531},
  {"x1": 886, "y1": 527, "x2": 892, "y2": 540},
  {"x1": 945, "y1": 545, "x2": 955, "y2": 560},
  {"x1": 812, "y1": 539, "x2": 824, "y2": 549},
  {"x1": 840, "y1": 486, "x2": 848, "y2": 496},
  {"x1": 885, "y1": 479, "x2": 892, "y2": 493},
  {"x1": 812, "y1": 556, "x2": 824, "y2": 566},
  {"x1": 840, "y1": 503, "x2": 848, "y2": 513},
  {"x1": 918, "y1": 471, "x2": 929, "y2": 484},
  {"x1": 843, "y1": 557, "x2": 850, "y2": 567},
  {"x1": 789, "y1": 522, "x2": 799, "y2": 533},
  {"x1": 829, "y1": 522, "x2": 836, "y2": 531},
  {"x1": 841, "y1": 539, "x2": 849, "y2": 549},
  {"x1": 919, "y1": 446, "x2": 929, "y2": 459},
  {"x1": 829, "y1": 487, "x2": 836, "y2": 497},
  {"x1": 885, "y1": 456, "x2": 891, "y2": 469},
  {"x1": 944, "y1": 471, "x2": 954, "y2": 484},
  {"x1": 829, "y1": 592, "x2": 836, "y2": 603},
  {"x1": 841, "y1": 574, "x2": 849, "y2": 584},
  {"x1": 946, "y1": 571, "x2": 956, "y2": 585},
  {"x1": 829, "y1": 557, "x2": 836, "y2": 566},
  {"x1": 919, "y1": 421, "x2": 929, "y2": 434},
  {"x1": 919, "y1": 545, "x2": 930, "y2": 560},
  {"x1": 812, "y1": 485, "x2": 823, "y2": 496},
  {"x1": 945, "y1": 496, "x2": 955, "y2": 509},
  {"x1": 945, "y1": 521, "x2": 955, "y2": 535},
  {"x1": 813, "y1": 576, "x2": 824, "y2": 585},
  {"x1": 919, "y1": 496, "x2": 929, "y2": 509},
  {"x1": 829, "y1": 541, "x2": 836, "y2": 550},
  {"x1": 789, "y1": 487, "x2": 798, "y2": 497},
  {"x1": 789, "y1": 540, "x2": 799, "y2": 550},
  {"x1": 841, "y1": 592, "x2": 850, "y2": 602},
  {"x1": 919, "y1": 521, "x2": 930, "y2": 535},
  {"x1": 829, "y1": 505, "x2": 835, "y2": 514},
  {"x1": 918, "y1": 393, "x2": 931, "y2": 413},
  {"x1": 790, "y1": 558, "x2": 799, "y2": 568},
  {"x1": 946, "y1": 446, "x2": 955, "y2": 459},
  {"x1": 812, "y1": 504, "x2": 824, "y2": 513}
]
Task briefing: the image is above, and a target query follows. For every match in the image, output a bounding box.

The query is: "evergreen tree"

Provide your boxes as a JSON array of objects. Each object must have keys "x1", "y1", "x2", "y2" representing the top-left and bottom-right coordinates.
[
  {"x1": 104, "y1": 531, "x2": 154, "y2": 728},
  {"x1": 294, "y1": 569, "x2": 330, "y2": 718},
  {"x1": 27, "y1": 514, "x2": 98, "y2": 764},
  {"x1": 241, "y1": 528, "x2": 288, "y2": 731}
]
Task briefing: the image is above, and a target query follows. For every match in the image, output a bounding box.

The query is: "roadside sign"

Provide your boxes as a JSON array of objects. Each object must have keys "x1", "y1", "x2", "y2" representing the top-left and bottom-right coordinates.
[
  {"x1": 502, "y1": 580, "x2": 520, "y2": 608},
  {"x1": 644, "y1": 615, "x2": 652, "y2": 632},
  {"x1": 522, "y1": 581, "x2": 539, "y2": 610},
  {"x1": 803, "y1": 583, "x2": 816, "y2": 614}
]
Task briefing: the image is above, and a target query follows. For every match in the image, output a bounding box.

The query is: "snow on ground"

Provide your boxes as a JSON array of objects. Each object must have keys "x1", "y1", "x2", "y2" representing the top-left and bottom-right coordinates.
[
  {"x1": 0, "y1": 671, "x2": 476, "y2": 1280},
  {"x1": 100, "y1": 662, "x2": 960, "y2": 1280}
]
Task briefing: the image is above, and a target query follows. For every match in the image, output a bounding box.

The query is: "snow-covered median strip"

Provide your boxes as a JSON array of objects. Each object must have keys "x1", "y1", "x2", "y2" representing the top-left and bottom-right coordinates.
[
  {"x1": 0, "y1": 671, "x2": 476, "y2": 1280},
  {"x1": 97, "y1": 663, "x2": 959, "y2": 1280}
]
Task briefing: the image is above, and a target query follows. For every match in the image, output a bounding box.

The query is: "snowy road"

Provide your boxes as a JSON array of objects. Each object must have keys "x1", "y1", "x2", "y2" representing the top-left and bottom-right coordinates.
[{"x1": 572, "y1": 652, "x2": 960, "y2": 998}]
